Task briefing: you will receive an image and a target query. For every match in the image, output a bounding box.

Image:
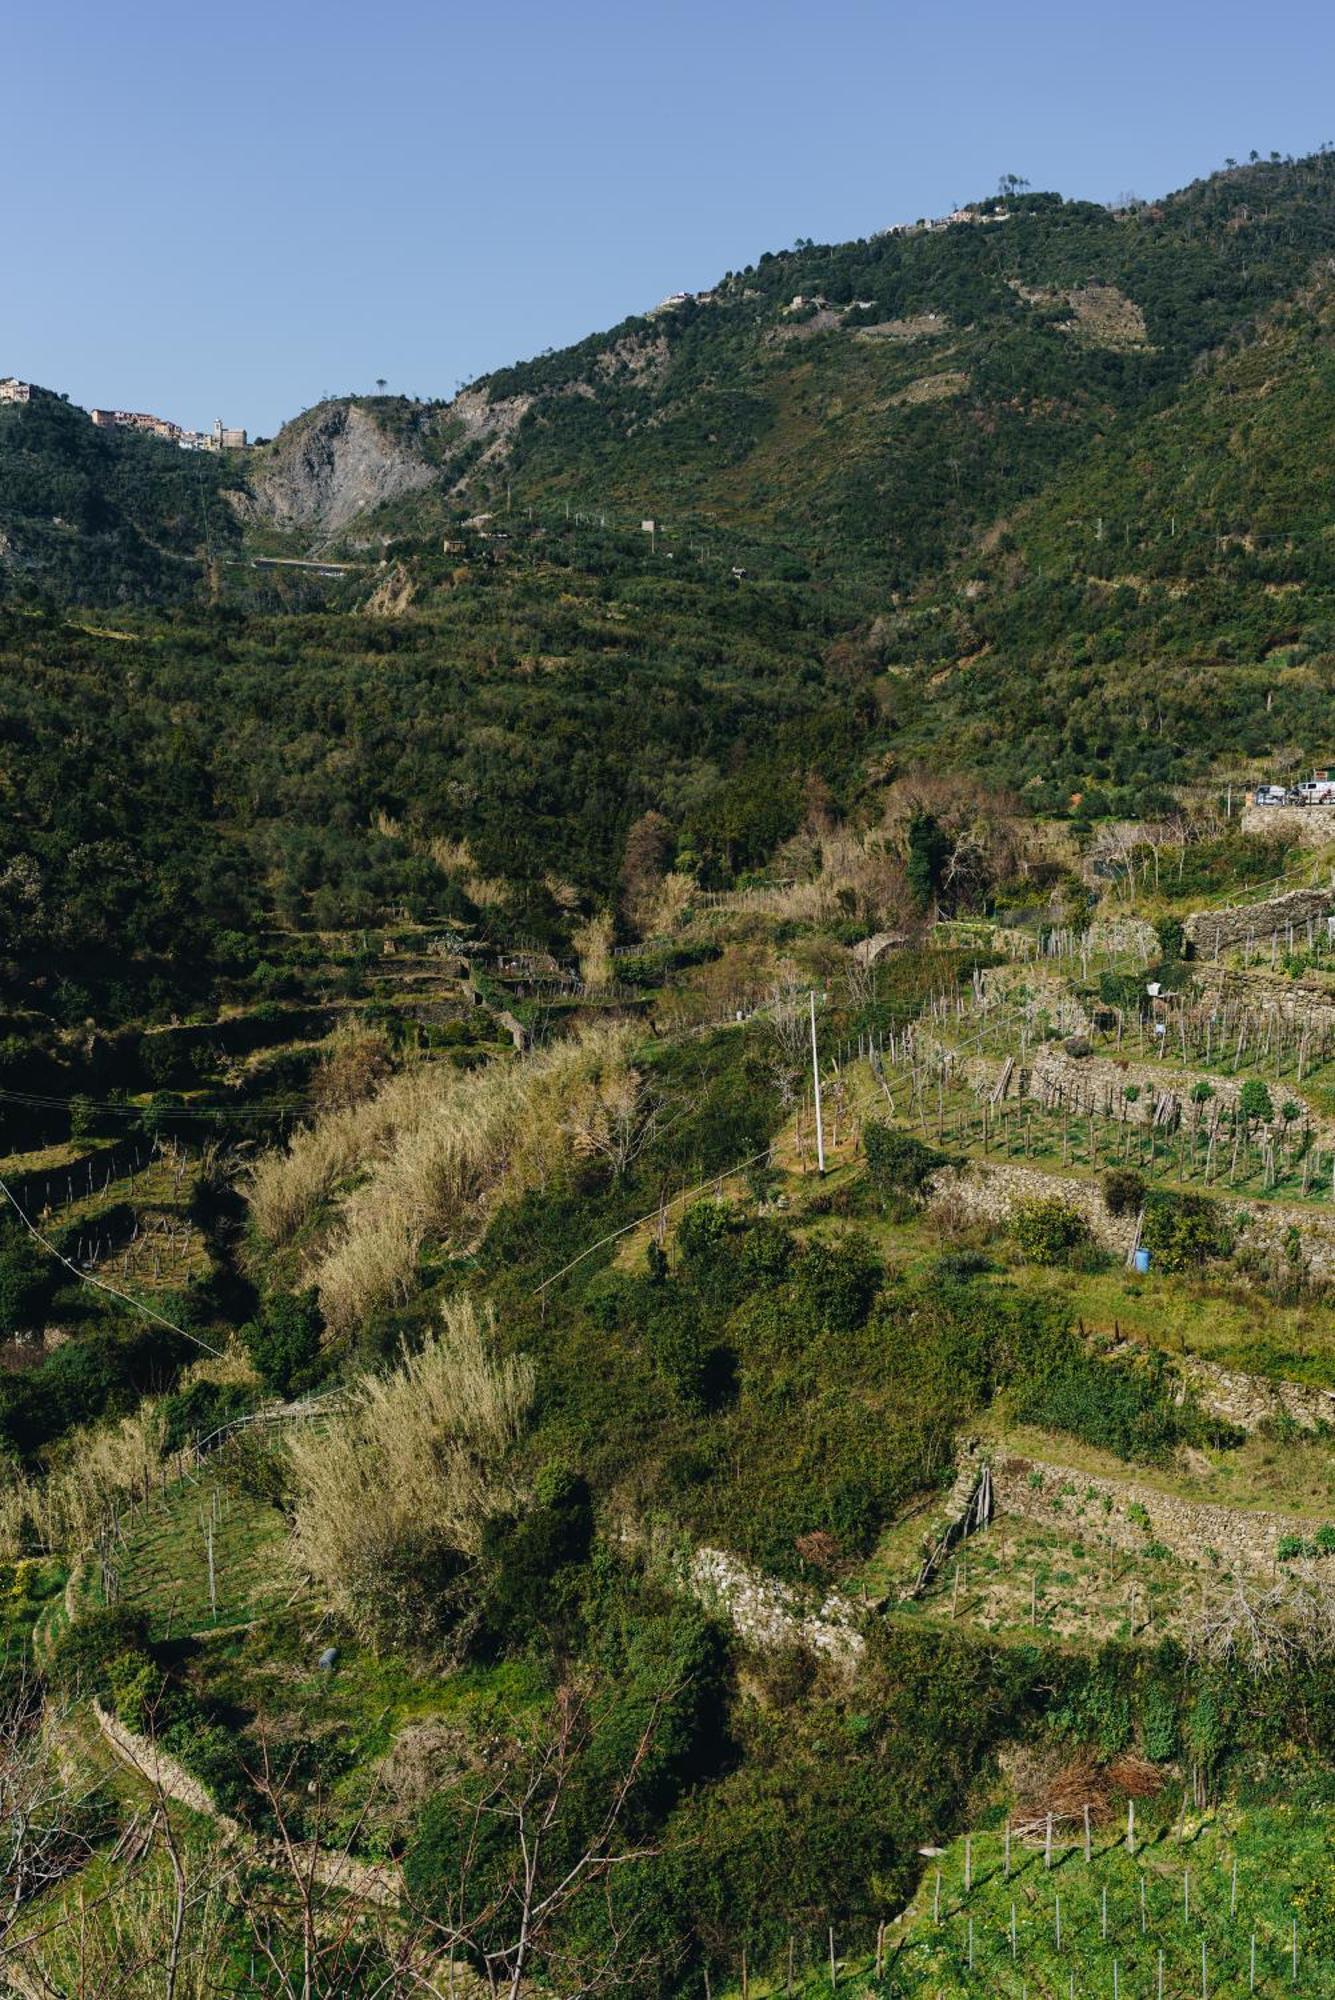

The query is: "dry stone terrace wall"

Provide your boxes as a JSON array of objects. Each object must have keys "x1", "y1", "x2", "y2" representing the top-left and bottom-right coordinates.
[
  {"x1": 931, "y1": 1160, "x2": 1139, "y2": 1258},
  {"x1": 917, "y1": 1027, "x2": 1319, "y2": 1137},
  {"x1": 1196, "y1": 965, "x2": 1335, "y2": 1034},
  {"x1": 1175, "y1": 1356, "x2": 1335, "y2": 1434},
  {"x1": 929, "y1": 1156, "x2": 1335, "y2": 1275},
  {"x1": 1184, "y1": 886, "x2": 1335, "y2": 957},
  {"x1": 975, "y1": 1447, "x2": 1319, "y2": 1578},
  {"x1": 687, "y1": 1547, "x2": 864, "y2": 1663}
]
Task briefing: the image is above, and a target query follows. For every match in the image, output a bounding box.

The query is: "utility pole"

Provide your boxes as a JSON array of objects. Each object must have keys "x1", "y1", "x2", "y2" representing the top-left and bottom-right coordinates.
[{"x1": 810, "y1": 990, "x2": 826, "y2": 1174}]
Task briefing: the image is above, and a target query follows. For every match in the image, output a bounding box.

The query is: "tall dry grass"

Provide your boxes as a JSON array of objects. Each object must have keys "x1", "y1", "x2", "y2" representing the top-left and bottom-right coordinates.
[
  {"x1": 286, "y1": 1295, "x2": 533, "y2": 1636},
  {"x1": 0, "y1": 1355, "x2": 254, "y2": 1560},
  {"x1": 0, "y1": 1403, "x2": 166, "y2": 1559},
  {"x1": 425, "y1": 834, "x2": 509, "y2": 910},
  {"x1": 252, "y1": 1026, "x2": 638, "y2": 1334},
  {"x1": 572, "y1": 909, "x2": 614, "y2": 991}
]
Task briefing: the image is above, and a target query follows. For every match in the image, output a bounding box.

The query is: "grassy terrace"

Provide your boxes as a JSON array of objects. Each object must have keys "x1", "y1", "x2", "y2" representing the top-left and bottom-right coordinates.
[
  {"x1": 87, "y1": 1470, "x2": 293, "y2": 1640},
  {"x1": 752, "y1": 1809, "x2": 1335, "y2": 1996}
]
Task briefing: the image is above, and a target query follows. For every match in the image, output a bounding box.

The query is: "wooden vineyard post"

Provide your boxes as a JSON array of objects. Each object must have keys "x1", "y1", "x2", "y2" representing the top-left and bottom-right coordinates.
[
  {"x1": 1083, "y1": 1803, "x2": 1091, "y2": 1863},
  {"x1": 828, "y1": 1923, "x2": 837, "y2": 1990},
  {"x1": 1044, "y1": 1814, "x2": 1053, "y2": 1869}
]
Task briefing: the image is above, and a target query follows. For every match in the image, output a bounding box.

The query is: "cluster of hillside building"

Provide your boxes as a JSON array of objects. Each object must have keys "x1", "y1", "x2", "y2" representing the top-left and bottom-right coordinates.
[
  {"x1": 90, "y1": 409, "x2": 247, "y2": 450},
  {"x1": 1, "y1": 377, "x2": 246, "y2": 449}
]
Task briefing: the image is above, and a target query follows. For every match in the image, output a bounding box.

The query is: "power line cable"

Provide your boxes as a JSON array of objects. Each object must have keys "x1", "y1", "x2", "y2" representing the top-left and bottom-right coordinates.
[{"x1": 0, "y1": 1168, "x2": 222, "y2": 1360}]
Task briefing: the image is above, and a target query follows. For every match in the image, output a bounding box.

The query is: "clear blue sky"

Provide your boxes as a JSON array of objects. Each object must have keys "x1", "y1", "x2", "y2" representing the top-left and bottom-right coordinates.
[{"x1": 4, "y1": 0, "x2": 1333, "y2": 437}]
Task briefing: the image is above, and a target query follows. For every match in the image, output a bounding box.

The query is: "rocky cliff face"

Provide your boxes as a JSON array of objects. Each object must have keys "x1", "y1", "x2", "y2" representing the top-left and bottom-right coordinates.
[{"x1": 237, "y1": 402, "x2": 437, "y2": 537}]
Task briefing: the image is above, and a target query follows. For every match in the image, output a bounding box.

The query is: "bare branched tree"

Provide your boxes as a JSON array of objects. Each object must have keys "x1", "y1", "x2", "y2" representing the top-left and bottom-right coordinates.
[
  {"x1": 0, "y1": 1674, "x2": 102, "y2": 1936},
  {"x1": 562, "y1": 1067, "x2": 662, "y2": 1178},
  {"x1": 410, "y1": 1679, "x2": 681, "y2": 2000},
  {"x1": 764, "y1": 985, "x2": 810, "y2": 1107}
]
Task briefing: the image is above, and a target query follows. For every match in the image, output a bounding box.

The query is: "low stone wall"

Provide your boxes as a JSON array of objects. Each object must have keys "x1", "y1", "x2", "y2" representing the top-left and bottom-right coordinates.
[
  {"x1": 1085, "y1": 917, "x2": 1157, "y2": 960},
  {"x1": 1240, "y1": 805, "x2": 1335, "y2": 839},
  {"x1": 931, "y1": 1155, "x2": 1335, "y2": 1278},
  {"x1": 1185, "y1": 886, "x2": 1334, "y2": 957},
  {"x1": 1025, "y1": 1044, "x2": 1259, "y2": 1129},
  {"x1": 92, "y1": 1700, "x2": 403, "y2": 1906},
  {"x1": 687, "y1": 1546, "x2": 864, "y2": 1663},
  {"x1": 930, "y1": 1159, "x2": 1138, "y2": 1259},
  {"x1": 980, "y1": 1448, "x2": 1317, "y2": 1578},
  {"x1": 1176, "y1": 1356, "x2": 1335, "y2": 1434},
  {"x1": 1196, "y1": 965, "x2": 1335, "y2": 1034}
]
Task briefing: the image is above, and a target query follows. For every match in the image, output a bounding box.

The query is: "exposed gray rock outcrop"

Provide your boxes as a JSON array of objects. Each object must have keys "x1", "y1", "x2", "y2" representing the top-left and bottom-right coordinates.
[{"x1": 236, "y1": 402, "x2": 437, "y2": 536}]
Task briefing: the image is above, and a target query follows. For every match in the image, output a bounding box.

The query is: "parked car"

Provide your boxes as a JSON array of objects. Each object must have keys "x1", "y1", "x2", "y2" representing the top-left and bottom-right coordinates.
[
  {"x1": 1254, "y1": 785, "x2": 1291, "y2": 806},
  {"x1": 1296, "y1": 780, "x2": 1335, "y2": 805}
]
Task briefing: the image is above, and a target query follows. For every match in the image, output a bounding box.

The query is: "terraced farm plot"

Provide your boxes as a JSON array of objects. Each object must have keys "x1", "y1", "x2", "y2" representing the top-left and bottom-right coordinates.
[
  {"x1": 876, "y1": 1812, "x2": 1334, "y2": 1997},
  {"x1": 894, "y1": 1519, "x2": 1191, "y2": 1648},
  {"x1": 100, "y1": 1474, "x2": 292, "y2": 1639},
  {"x1": 725, "y1": 1811, "x2": 1335, "y2": 1996}
]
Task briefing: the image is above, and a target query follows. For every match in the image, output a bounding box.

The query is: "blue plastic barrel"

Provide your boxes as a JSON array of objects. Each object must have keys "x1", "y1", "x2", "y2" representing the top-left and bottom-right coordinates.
[{"x1": 1133, "y1": 1248, "x2": 1151, "y2": 1275}]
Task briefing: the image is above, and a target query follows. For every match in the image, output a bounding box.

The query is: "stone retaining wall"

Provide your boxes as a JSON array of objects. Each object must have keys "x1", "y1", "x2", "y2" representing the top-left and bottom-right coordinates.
[
  {"x1": 930, "y1": 1159, "x2": 1139, "y2": 1258},
  {"x1": 1175, "y1": 1356, "x2": 1335, "y2": 1434},
  {"x1": 1085, "y1": 917, "x2": 1157, "y2": 959},
  {"x1": 92, "y1": 1700, "x2": 403, "y2": 1906},
  {"x1": 931, "y1": 1155, "x2": 1335, "y2": 1277},
  {"x1": 979, "y1": 1447, "x2": 1317, "y2": 1578},
  {"x1": 1196, "y1": 965, "x2": 1335, "y2": 1034},
  {"x1": 687, "y1": 1546, "x2": 864, "y2": 1663},
  {"x1": 1185, "y1": 886, "x2": 1334, "y2": 957}
]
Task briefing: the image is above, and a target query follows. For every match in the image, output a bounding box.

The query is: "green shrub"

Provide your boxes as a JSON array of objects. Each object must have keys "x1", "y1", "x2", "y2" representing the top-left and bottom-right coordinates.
[
  {"x1": 1239, "y1": 1078, "x2": 1274, "y2": 1126},
  {"x1": 1011, "y1": 1199, "x2": 1090, "y2": 1267},
  {"x1": 1154, "y1": 916, "x2": 1186, "y2": 961},
  {"x1": 1141, "y1": 1191, "x2": 1229, "y2": 1272},
  {"x1": 1142, "y1": 1679, "x2": 1180, "y2": 1761},
  {"x1": 242, "y1": 1288, "x2": 325, "y2": 1399},
  {"x1": 1101, "y1": 1168, "x2": 1145, "y2": 1218},
  {"x1": 51, "y1": 1607, "x2": 151, "y2": 1699},
  {"x1": 862, "y1": 1122, "x2": 944, "y2": 1215}
]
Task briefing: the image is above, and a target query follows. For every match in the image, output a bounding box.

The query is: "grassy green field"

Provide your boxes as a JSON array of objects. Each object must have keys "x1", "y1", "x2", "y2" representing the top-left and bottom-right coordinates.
[
  {"x1": 94, "y1": 1472, "x2": 292, "y2": 1639},
  {"x1": 718, "y1": 1809, "x2": 1335, "y2": 1995}
]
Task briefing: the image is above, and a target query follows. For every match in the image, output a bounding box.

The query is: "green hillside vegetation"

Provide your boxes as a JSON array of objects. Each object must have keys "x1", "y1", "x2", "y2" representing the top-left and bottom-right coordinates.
[{"x1": 13, "y1": 144, "x2": 1335, "y2": 1996}]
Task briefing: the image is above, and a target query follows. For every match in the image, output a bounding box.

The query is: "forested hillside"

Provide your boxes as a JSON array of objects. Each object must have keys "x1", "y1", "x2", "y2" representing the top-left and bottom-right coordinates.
[{"x1": 10, "y1": 146, "x2": 1335, "y2": 2000}]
